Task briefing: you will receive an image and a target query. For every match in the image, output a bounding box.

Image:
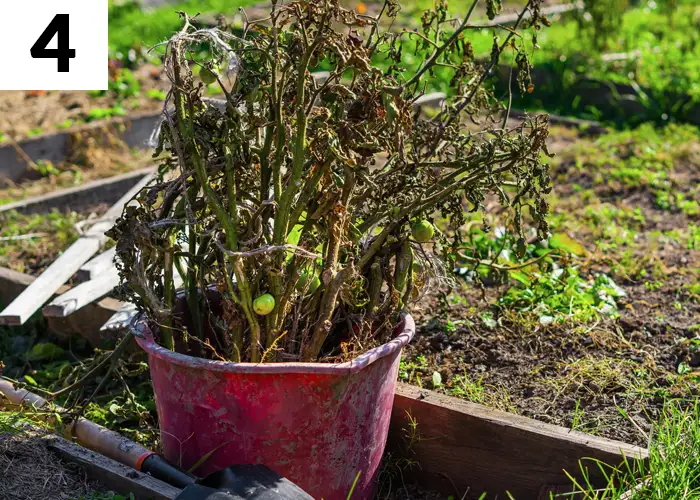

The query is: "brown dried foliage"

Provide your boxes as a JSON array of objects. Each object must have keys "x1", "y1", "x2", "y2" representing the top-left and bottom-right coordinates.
[{"x1": 108, "y1": 0, "x2": 553, "y2": 362}]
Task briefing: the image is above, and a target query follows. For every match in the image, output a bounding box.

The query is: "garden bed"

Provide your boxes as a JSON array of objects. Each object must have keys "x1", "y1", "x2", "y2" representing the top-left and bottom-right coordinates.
[
  {"x1": 401, "y1": 122, "x2": 699, "y2": 447},
  {"x1": 0, "y1": 64, "x2": 167, "y2": 141},
  {"x1": 0, "y1": 330, "x2": 642, "y2": 500},
  {"x1": 0, "y1": 408, "x2": 178, "y2": 500},
  {"x1": 1, "y1": 119, "x2": 680, "y2": 499},
  {"x1": 0, "y1": 412, "x2": 115, "y2": 500}
]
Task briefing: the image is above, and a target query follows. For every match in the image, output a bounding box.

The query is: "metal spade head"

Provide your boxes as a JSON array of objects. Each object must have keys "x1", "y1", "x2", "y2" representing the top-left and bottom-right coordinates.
[
  {"x1": 175, "y1": 464, "x2": 313, "y2": 500},
  {"x1": 141, "y1": 455, "x2": 313, "y2": 500}
]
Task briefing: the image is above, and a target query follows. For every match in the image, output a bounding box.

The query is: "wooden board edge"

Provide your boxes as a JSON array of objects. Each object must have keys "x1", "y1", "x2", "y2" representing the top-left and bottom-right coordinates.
[
  {"x1": 395, "y1": 383, "x2": 647, "y2": 458},
  {"x1": 47, "y1": 436, "x2": 180, "y2": 500},
  {"x1": 0, "y1": 167, "x2": 157, "y2": 215},
  {"x1": 388, "y1": 383, "x2": 649, "y2": 499}
]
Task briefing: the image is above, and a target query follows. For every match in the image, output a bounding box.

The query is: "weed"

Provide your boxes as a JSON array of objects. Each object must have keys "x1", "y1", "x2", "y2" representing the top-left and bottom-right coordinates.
[
  {"x1": 57, "y1": 119, "x2": 73, "y2": 130},
  {"x1": 146, "y1": 89, "x2": 167, "y2": 101},
  {"x1": 563, "y1": 400, "x2": 700, "y2": 499},
  {"x1": 500, "y1": 267, "x2": 626, "y2": 324},
  {"x1": 70, "y1": 493, "x2": 135, "y2": 500},
  {"x1": 399, "y1": 355, "x2": 429, "y2": 387},
  {"x1": 570, "y1": 400, "x2": 585, "y2": 431},
  {"x1": 450, "y1": 371, "x2": 516, "y2": 413},
  {"x1": 644, "y1": 280, "x2": 663, "y2": 292},
  {"x1": 543, "y1": 356, "x2": 652, "y2": 400},
  {"x1": 33, "y1": 160, "x2": 60, "y2": 178},
  {"x1": 87, "y1": 105, "x2": 128, "y2": 121}
]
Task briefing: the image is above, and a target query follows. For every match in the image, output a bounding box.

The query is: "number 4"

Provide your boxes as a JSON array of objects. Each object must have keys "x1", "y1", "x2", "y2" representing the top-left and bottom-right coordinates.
[{"x1": 31, "y1": 14, "x2": 76, "y2": 72}]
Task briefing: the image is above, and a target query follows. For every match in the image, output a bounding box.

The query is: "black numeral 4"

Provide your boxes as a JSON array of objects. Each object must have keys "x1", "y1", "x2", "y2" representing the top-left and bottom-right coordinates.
[{"x1": 31, "y1": 14, "x2": 76, "y2": 72}]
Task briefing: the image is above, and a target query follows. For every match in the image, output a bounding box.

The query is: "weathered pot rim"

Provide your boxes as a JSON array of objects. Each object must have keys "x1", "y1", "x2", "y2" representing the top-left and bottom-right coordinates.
[{"x1": 132, "y1": 312, "x2": 415, "y2": 375}]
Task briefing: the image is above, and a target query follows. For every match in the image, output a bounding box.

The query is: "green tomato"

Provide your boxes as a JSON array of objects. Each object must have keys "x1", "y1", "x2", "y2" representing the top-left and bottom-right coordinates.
[
  {"x1": 296, "y1": 272, "x2": 321, "y2": 294},
  {"x1": 200, "y1": 67, "x2": 218, "y2": 85},
  {"x1": 411, "y1": 220, "x2": 435, "y2": 243},
  {"x1": 253, "y1": 294, "x2": 275, "y2": 316}
]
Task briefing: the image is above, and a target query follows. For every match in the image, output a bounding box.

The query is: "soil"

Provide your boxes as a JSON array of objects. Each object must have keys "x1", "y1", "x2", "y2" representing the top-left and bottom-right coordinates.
[
  {"x1": 0, "y1": 64, "x2": 168, "y2": 140},
  {"x1": 401, "y1": 123, "x2": 700, "y2": 447}
]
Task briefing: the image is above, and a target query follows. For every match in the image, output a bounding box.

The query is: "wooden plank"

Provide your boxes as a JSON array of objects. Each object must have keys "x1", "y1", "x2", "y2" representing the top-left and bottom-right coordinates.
[
  {"x1": 0, "y1": 241, "x2": 102, "y2": 325},
  {"x1": 473, "y1": 1, "x2": 582, "y2": 27},
  {"x1": 101, "y1": 301, "x2": 139, "y2": 332},
  {"x1": 0, "y1": 112, "x2": 162, "y2": 185},
  {"x1": 0, "y1": 172, "x2": 154, "y2": 325},
  {"x1": 387, "y1": 384, "x2": 647, "y2": 499},
  {"x1": 43, "y1": 266, "x2": 121, "y2": 317},
  {"x1": 0, "y1": 168, "x2": 156, "y2": 216},
  {"x1": 0, "y1": 266, "x2": 121, "y2": 346},
  {"x1": 48, "y1": 437, "x2": 180, "y2": 500},
  {"x1": 77, "y1": 247, "x2": 117, "y2": 282},
  {"x1": 413, "y1": 92, "x2": 446, "y2": 109}
]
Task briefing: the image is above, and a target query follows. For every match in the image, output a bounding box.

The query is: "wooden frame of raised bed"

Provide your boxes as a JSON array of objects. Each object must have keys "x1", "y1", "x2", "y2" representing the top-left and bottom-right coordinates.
[
  {"x1": 0, "y1": 112, "x2": 162, "y2": 184},
  {"x1": 0, "y1": 264, "x2": 647, "y2": 499}
]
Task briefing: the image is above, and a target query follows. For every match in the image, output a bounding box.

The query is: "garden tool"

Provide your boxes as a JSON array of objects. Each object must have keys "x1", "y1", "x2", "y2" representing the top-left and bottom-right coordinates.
[{"x1": 0, "y1": 378, "x2": 312, "y2": 500}]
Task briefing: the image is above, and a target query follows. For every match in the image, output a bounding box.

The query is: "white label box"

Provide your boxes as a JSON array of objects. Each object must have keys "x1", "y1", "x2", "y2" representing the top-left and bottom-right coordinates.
[{"x1": 0, "y1": 0, "x2": 108, "y2": 90}]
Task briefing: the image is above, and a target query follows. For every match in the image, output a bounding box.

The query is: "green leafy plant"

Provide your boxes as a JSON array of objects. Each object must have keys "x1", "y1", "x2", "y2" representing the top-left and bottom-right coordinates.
[
  {"x1": 90, "y1": 65, "x2": 141, "y2": 100},
  {"x1": 576, "y1": 0, "x2": 630, "y2": 50},
  {"x1": 109, "y1": 0, "x2": 552, "y2": 363},
  {"x1": 501, "y1": 266, "x2": 626, "y2": 324},
  {"x1": 33, "y1": 160, "x2": 60, "y2": 177},
  {"x1": 87, "y1": 105, "x2": 128, "y2": 121}
]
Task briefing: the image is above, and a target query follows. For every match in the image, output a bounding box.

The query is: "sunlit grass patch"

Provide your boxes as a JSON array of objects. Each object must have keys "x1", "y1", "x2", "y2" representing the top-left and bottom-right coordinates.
[
  {"x1": 0, "y1": 210, "x2": 86, "y2": 274},
  {"x1": 449, "y1": 371, "x2": 518, "y2": 413},
  {"x1": 539, "y1": 355, "x2": 654, "y2": 400},
  {"x1": 566, "y1": 400, "x2": 700, "y2": 499}
]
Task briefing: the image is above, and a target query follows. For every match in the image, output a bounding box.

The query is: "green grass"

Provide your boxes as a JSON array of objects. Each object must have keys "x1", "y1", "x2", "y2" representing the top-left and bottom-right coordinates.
[
  {"x1": 562, "y1": 400, "x2": 700, "y2": 499},
  {"x1": 0, "y1": 210, "x2": 84, "y2": 273},
  {"x1": 108, "y1": 0, "x2": 258, "y2": 57},
  {"x1": 478, "y1": 1, "x2": 700, "y2": 124},
  {"x1": 70, "y1": 492, "x2": 134, "y2": 500}
]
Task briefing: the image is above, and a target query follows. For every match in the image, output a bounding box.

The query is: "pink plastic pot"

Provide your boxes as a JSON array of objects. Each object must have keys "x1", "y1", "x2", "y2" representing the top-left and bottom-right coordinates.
[{"x1": 134, "y1": 313, "x2": 415, "y2": 500}]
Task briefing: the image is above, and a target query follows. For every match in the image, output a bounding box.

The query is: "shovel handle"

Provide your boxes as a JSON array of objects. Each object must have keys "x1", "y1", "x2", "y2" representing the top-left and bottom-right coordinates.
[{"x1": 0, "y1": 378, "x2": 154, "y2": 470}]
